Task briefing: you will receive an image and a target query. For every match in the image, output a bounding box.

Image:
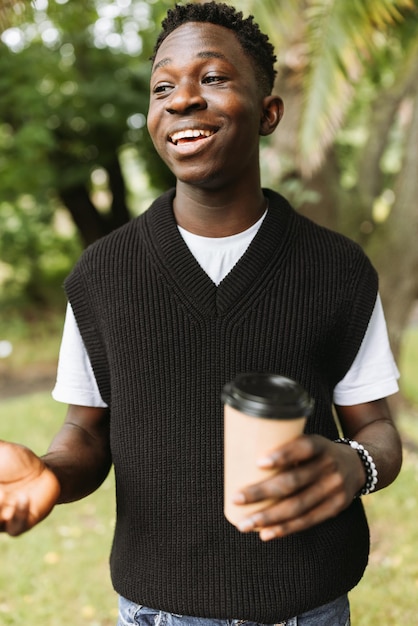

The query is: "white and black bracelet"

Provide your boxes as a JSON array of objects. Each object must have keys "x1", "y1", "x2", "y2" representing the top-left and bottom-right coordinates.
[{"x1": 335, "y1": 438, "x2": 378, "y2": 496}]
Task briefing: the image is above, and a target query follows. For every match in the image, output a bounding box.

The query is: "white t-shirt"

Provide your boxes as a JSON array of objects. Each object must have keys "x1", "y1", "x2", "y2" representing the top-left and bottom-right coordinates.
[{"x1": 52, "y1": 213, "x2": 399, "y2": 407}]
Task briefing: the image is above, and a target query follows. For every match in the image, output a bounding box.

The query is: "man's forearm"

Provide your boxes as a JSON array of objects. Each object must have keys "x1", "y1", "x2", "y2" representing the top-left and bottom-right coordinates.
[
  {"x1": 336, "y1": 399, "x2": 403, "y2": 493},
  {"x1": 41, "y1": 420, "x2": 112, "y2": 504}
]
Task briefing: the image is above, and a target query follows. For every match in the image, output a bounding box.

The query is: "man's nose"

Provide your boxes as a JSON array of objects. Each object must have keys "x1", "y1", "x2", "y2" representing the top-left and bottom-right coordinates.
[{"x1": 166, "y1": 81, "x2": 207, "y2": 114}]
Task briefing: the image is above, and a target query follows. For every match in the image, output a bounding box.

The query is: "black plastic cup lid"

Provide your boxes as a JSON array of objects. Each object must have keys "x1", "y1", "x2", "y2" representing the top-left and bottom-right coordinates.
[{"x1": 222, "y1": 373, "x2": 314, "y2": 419}]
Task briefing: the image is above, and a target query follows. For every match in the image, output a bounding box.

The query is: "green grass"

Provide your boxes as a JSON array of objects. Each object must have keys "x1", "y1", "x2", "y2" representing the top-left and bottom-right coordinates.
[
  {"x1": 350, "y1": 411, "x2": 418, "y2": 623},
  {"x1": 0, "y1": 393, "x2": 117, "y2": 626}
]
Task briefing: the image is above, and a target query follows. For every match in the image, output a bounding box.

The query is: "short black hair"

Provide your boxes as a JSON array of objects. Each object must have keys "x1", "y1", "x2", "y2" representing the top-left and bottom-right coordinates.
[{"x1": 152, "y1": 2, "x2": 277, "y2": 95}]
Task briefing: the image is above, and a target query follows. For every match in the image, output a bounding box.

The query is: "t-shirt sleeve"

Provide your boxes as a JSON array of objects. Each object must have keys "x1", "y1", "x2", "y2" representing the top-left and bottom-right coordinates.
[
  {"x1": 333, "y1": 294, "x2": 400, "y2": 405},
  {"x1": 52, "y1": 303, "x2": 108, "y2": 408}
]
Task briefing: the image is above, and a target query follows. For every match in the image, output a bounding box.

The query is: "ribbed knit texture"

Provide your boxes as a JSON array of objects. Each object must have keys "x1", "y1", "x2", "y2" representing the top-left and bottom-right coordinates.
[{"x1": 65, "y1": 188, "x2": 378, "y2": 622}]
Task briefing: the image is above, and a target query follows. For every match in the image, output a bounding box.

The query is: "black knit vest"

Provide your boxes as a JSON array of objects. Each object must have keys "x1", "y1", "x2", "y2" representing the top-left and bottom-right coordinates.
[{"x1": 65, "y1": 189, "x2": 378, "y2": 622}]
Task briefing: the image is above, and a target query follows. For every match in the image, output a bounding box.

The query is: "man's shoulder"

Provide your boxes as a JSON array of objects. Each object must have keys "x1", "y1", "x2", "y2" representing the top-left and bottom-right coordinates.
[{"x1": 269, "y1": 191, "x2": 365, "y2": 256}]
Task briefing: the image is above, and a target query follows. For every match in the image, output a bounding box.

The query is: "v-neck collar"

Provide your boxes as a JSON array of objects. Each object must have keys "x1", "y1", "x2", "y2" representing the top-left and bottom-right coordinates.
[{"x1": 144, "y1": 188, "x2": 295, "y2": 316}]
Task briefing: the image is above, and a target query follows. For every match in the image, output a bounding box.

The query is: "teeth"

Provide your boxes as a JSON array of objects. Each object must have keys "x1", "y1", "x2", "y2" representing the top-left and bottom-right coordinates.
[{"x1": 170, "y1": 129, "x2": 215, "y2": 144}]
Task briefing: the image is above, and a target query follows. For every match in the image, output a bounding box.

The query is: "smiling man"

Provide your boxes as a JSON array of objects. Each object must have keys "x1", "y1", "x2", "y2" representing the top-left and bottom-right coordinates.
[{"x1": 0, "y1": 3, "x2": 402, "y2": 626}]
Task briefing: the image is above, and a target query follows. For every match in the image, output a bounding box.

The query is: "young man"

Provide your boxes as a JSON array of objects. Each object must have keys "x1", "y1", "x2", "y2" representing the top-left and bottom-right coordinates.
[{"x1": 0, "y1": 3, "x2": 402, "y2": 625}]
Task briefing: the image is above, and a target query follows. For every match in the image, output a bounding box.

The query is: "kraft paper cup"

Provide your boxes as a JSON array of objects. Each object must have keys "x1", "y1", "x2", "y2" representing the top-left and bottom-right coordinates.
[{"x1": 222, "y1": 373, "x2": 314, "y2": 527}]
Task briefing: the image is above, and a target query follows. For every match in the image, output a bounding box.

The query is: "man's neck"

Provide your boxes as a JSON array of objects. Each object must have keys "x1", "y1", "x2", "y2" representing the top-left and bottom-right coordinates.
[{"x1": 172, "y1": 183, "x2": 267, "y2": 237}]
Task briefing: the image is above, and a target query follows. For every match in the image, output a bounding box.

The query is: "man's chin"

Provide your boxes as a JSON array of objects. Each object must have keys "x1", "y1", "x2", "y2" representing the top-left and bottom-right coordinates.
[{"x1": 175, "y1": 170, "x2": 224, "y2": 191}]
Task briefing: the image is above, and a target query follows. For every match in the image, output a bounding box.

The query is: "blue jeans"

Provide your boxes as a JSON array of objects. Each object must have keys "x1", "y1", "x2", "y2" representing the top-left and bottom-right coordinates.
[{"x1": 117, "y1": 595, "x2": 350, "y2": 626}]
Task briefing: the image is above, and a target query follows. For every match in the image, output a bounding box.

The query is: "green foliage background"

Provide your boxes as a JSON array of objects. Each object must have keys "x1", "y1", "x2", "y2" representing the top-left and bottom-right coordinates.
[
  {"x1": 1, "y1": 0, "x2": 418, "y2": 319},
  {"x1": 0, "y1": 0, "x2": 175, "y2": 306}
]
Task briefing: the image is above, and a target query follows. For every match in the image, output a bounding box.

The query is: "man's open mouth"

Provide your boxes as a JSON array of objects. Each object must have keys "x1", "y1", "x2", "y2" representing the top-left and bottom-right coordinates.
[{"x1": 169, "y1": 129, "x2": 216, "y2": 145}]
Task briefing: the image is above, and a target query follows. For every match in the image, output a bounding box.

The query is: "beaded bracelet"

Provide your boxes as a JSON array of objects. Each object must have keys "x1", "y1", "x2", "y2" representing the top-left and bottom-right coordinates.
[{"x1": 335, "y1": 438, "x2": 378, "y2": 496}]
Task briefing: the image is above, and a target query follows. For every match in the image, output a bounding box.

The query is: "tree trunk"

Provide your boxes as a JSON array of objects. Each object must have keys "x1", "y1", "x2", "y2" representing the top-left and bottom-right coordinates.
[
  {"x1": 108, "y1": 156, "x2": 131, "y2": 231},
  {"x1": 59, "y1": 157, "x2": 131, "y2": 247},
  {"x1": 297, "y1": 147, "x2": 342, "y2": 230},
  {"x1": 59, "y1": 185, "x2": 111, "y2": 247}
]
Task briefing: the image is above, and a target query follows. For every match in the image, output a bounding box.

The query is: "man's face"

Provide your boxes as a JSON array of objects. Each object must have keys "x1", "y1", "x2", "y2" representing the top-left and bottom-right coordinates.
[{"x1": 147, "y1": 21, "x2": 266, "y2": 190}]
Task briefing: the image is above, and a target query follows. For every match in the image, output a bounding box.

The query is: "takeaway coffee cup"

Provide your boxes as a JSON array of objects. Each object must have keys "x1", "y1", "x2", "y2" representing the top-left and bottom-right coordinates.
[{"x1": 222, "y1": 373, "x2": 314, "y2": 527}]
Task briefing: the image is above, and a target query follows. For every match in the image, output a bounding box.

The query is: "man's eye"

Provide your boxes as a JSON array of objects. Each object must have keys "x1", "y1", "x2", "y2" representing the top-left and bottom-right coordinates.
[
  {"x1": 153, "y1": 83, "x2": 172, "y2": 94},
  {"x1": 202, "y1": 75, "x2": 226, "y2": 84}
]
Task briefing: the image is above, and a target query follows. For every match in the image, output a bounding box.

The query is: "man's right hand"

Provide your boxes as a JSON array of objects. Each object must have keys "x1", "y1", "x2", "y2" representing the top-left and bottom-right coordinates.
[{"x1": 0, "y1": 440, "x2": 61, "y2": 536}]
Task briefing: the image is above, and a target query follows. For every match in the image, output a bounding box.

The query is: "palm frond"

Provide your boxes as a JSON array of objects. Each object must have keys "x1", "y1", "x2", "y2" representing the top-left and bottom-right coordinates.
[
  {"x1": 245, "y1": 0, "x2": 303, "y2": 42},
  {"x1": 363, "y1": 0, "x2": 416, "y2": 27},
  {"x1": 298, "y1": 0, "x2": 417, "y2": 175}
]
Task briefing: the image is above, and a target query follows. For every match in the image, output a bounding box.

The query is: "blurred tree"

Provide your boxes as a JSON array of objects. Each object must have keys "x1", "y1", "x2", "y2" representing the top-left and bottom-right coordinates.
[
  {"x1": 0, "y1": 0, "x2": 174, "y2": 250},
  {"x1": 1, "y1": 0, "x2": 417, "y2": 360},
  {"x1": 249, "y1": 0, "x2": 418, "y2": 358}
]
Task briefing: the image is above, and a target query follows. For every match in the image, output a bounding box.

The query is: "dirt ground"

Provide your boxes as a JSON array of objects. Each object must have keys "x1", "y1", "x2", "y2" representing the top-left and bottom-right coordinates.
[{"x1": 0, "y1": 363, "x2": 56, "y2": 401}]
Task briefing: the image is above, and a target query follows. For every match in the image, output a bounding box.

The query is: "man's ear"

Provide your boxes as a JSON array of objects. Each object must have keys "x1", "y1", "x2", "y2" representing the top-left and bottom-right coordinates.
[{"x1": 259, "y1": 95, "x2": 284, "y2": 136}]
